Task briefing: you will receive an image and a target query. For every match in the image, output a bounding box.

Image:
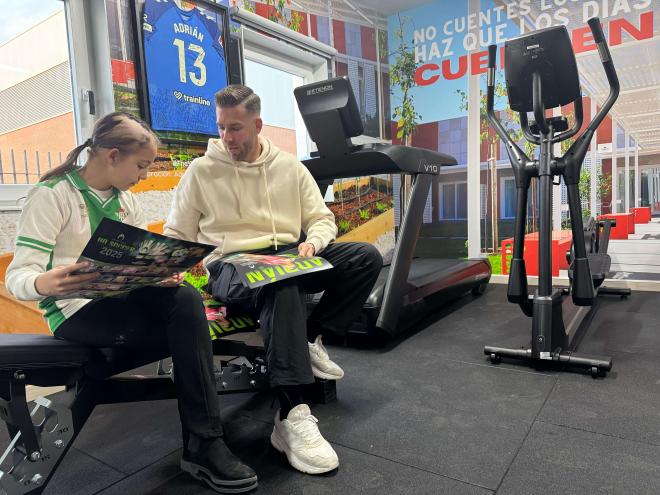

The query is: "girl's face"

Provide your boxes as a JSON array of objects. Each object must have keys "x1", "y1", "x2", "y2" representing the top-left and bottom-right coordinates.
[{"x1": 108, "y1": 140, "x2": 157, "y2": 190}]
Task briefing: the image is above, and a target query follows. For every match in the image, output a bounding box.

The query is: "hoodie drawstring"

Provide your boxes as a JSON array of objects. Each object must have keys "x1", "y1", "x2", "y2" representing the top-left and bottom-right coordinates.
[
  {"x1": 233, "y1": 166, "x2": 244, "y2": 218},
  {"x1": 262, "y1": 166, "x2": 278, "y2": 250}
]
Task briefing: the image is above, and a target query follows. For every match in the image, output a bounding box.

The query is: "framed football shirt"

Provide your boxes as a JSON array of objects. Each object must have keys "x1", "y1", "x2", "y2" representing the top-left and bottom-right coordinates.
[{"x1": 141, "y1": 0, "x2": 229, "y2": 135}]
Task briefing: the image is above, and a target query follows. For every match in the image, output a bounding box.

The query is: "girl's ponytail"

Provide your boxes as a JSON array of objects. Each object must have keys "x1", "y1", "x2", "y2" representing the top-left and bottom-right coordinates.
[
  {"x1": 39, "y1": 138, "x2": 93, "y2": 182},
  {"x1": 38, "y1": 112, "x2": 159, "y2": 182}
]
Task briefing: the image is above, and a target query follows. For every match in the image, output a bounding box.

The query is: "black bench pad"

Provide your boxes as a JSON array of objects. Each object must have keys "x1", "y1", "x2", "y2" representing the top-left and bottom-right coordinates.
[{"x1": 0, "y1": 334, "x2": 91, "y2": 369}]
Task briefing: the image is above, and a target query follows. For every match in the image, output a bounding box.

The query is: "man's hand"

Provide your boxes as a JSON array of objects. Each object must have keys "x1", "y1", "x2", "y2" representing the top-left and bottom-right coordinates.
[
  {"x1": 159, "y1": 272, "x2": 185, "y2": 287},
  {"x1": 34, "y1": 262, "x2": 100, "y2": 297},
  {"x1": 298, "y1": 242, "x2": 316, "y2": 257}
]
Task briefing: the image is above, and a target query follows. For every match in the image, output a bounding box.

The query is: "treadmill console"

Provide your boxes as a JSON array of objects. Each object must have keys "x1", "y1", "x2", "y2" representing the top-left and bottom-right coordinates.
[{"x1": 294, "y1": 77, "x2": 363, "y2": 159}]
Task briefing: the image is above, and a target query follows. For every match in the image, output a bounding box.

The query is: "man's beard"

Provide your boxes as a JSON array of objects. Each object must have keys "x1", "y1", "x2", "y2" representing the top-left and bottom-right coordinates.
[{"x1": 234, "y1": 141, "x2": 254, "y2": 161}]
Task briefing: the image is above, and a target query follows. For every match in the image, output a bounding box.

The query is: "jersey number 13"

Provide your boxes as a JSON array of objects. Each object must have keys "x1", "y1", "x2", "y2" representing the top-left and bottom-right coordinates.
[{"x1": 173, "y1": 38, "x2": 206, "y2": 87}]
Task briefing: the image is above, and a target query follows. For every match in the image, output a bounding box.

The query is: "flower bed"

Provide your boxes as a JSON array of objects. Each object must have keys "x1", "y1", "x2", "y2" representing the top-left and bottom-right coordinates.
[{"x1": 328, "y1": 188, "x2": 393, "y2": 235}]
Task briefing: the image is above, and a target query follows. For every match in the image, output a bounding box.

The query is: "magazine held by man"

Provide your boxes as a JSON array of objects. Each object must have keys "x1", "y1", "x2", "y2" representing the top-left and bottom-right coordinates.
[
  {"x1": 59, "y1": 217, "x2": 215, "y2": 299},
  {"x1": 219, "y1": 252, "x2": 333, "y2": 289}
]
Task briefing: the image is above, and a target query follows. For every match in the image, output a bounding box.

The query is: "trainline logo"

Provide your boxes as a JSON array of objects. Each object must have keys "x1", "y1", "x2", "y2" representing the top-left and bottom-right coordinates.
[{"x1": 173, "y1": 91, "x2": 211, "y2": 106}]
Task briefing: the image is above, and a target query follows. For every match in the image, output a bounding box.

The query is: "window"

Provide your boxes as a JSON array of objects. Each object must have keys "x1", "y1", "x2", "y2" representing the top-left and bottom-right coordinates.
[
  {"x1": 244, "y1": 59, "x2": 298, "y2": 130},
  {"x1": 498, "y1": 111, "x2": 527, "y2": 163},
  {"x1": 501, "y1": 177, "x2": 516, "y2": 219},
  {"x1": 331, "y1": 18, "x2": 383, "y2": 139},
  {"x1": 0, "y1": 1, "x2": 75, "y2": 185},
  {"x1": 439, "y1": 118, "x2": 467, "y2": 165},
  {"x1": 501, "y1": 176, "x2": 541, "y2": 219},
  {"x1": 480, "y1": 183, "x2": 487, "y2": 219},
  {"x1": 358, "y1": 64, "x2": 365, "y2": 112},
  {"x1": 315, "y1": 16, "x2": 330, "y2": 45},
  {"x1": 345, "y1": 22, "x2": 361, "y2": 58},
  {"x1": 616, "y1": 123, "x2": 625, "y2": 150},
  {"x1": 439, "y1": 182, "x2": 467, "y2": 220}
]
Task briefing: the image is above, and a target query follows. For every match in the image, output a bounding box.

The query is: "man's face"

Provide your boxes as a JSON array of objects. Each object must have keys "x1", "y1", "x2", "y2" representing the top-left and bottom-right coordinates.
[{"x1": 216, "y1": 104, "x2": 262, "y2": 162}]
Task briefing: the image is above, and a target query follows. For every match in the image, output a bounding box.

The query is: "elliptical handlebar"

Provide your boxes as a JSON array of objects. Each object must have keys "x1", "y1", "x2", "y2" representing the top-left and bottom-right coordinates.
[
  {"x1": 486, "y1": 45, "x2": 518, "y2": 150},
  {"x1": 555, "y1": 92, "x2": 583, "y2": 143},
  {"x1": 564, "y1": 18, "x2": 619, "y2": 180},
  {"x1": 486, "y1": 45, "x2": 530, "y2": 168},
  {"x1": 585, "y1": 18, "x2": 620, "y2": 134},
  {"x1": 486, "y1": 43, "x2": 532, "y2": 313}
]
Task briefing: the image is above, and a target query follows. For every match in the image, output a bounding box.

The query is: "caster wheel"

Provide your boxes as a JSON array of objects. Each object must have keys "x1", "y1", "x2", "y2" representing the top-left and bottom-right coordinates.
[
  {"x1": 489, "y1": 353, "x2": 501, "y2": 364},
  {"x1": 590, "y1": 366, "x2": 606, "y2": 378}
]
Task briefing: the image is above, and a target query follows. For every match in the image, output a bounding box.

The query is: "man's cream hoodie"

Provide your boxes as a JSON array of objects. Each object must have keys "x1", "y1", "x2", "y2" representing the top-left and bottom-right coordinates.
[{"x1": 164, "y1": 135, "x2": 337, "y2": 266}]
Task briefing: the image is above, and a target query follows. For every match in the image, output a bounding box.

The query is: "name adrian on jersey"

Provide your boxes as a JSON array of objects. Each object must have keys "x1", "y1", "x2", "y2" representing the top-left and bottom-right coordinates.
[{"x1": 173, "y1": 23, "x2": 204, "y2": 43}]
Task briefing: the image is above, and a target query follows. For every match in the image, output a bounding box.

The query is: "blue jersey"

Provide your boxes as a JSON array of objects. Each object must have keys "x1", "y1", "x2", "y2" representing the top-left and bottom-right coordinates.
[{"x1": 143, "y1": 0, "x2": 228, "y2": 135}]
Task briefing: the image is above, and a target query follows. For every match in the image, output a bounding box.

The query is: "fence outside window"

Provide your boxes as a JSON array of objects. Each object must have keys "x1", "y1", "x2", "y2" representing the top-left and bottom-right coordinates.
[{"x1": 0, "y1": 149, "x2": 61, "y2": 184}]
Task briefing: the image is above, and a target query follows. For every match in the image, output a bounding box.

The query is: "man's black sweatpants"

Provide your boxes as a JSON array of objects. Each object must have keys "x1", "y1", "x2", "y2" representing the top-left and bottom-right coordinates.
[{"x1": 207, "y1": 242, "x2": 382, "y2": 387}]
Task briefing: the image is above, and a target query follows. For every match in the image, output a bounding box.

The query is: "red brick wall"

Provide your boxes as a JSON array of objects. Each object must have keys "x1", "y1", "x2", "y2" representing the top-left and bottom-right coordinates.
[
  {"x1": 332, "y1": 20, "x2": 346, "y2": 54},
  {"x1": 597, "y1": 114, "x2": 613, "y2": 144},
  {"x1": 389, "y1": 121, "x2": 439, "y2": 149},
  {"x1": 0, "y1": 113, "x2": 75, "y2": 184},
  {"x1": 292, "y1": 9, "x2": 308, "y2": 35},
  {"x1": 255, "y1": 3, "x2": 278, "y2": 22},
  {"x1": 411, "y1": 122, "x2": 439, "y2": 150},
  {"x1": 261, "y1": 124, "x2": 297, "y2": 156},
  {"x1": 254, "y1": 5, "x2": 308, "y2": 35},
  {"x1": 310, "y1": 14, "x2": 318, "y2": 40},
  {"x1": 360, "y1": 26, "x2": 376, "y2": 61}
]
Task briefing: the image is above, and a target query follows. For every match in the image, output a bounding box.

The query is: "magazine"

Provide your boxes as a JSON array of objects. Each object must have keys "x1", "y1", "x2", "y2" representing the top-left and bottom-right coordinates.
[
  {"x1": 59, "y1": 217, "x2": 215, "y2": 299},
  {"x1": 220, "y1": 252, "x2": 333, "y2": 289}
]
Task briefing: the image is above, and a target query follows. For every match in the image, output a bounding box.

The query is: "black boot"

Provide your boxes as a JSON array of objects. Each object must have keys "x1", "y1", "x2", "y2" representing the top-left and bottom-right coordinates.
[{"x1": 181, "y1": 434, "x2": 258, "y2": 493}]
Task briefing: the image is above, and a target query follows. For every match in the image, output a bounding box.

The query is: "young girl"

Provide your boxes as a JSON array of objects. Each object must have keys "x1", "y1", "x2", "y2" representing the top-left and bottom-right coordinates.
[{"x1": 5, "y1": 112, "x2": 257, "y2": 494}]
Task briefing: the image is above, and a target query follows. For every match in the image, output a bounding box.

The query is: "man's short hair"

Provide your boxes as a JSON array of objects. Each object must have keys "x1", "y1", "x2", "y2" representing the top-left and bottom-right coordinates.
[{"x1": 215, "y1": 85, "x2": 261, "y2": 115}]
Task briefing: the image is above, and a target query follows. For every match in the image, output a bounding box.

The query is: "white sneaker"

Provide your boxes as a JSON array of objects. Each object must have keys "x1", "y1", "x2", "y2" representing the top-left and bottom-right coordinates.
[
  {"x1": 308, "y1": 335, "x2": 344, "y2": 380},
  {"x1": 270, "y1": 404, "x2": 339, "y2": 474}
]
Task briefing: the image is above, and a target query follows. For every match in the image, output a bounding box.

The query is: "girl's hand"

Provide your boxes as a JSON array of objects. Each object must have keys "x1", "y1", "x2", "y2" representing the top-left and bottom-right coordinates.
[
  {"x1": 159, "y1": 272, "x2": 185, "y2": 287},
  {"x1": 34, "y1": 262, "x2": 100, "y2": 296}
]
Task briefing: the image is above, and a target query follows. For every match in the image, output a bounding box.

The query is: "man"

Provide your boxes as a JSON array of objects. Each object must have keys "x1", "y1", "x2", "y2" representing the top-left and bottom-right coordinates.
[{"x1": 165, "y1": 84, "x2": 382, "y2": 476}]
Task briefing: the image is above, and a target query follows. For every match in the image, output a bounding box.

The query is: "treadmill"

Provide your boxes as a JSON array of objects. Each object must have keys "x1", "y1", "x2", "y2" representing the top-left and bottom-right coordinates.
[{"x1": 294, "y1": 77, "x2": 491, "y2": 340}]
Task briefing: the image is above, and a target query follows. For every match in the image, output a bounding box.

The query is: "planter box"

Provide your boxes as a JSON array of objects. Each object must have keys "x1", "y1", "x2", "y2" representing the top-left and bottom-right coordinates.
[
  {"x1": 598, "y1": 213, "x2": 634, "y2": 239},
  {"x1": 630, "y1": 207, "x2": 651, "y2": 224},
  {"x1": 501, "y1": 230, "x2": 572, "y2": 277}
]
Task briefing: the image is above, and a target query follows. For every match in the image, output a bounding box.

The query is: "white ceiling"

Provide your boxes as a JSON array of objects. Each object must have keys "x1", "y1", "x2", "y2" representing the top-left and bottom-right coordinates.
[{"x1": 578, "y1": 36, "x2": 660, "y2": 154}]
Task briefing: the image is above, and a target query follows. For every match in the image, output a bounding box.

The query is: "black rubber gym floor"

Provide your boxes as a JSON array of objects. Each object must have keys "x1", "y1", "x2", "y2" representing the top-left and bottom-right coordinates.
[{"x1": 12, "y1": 284, "x2": 660, "y2": 494}]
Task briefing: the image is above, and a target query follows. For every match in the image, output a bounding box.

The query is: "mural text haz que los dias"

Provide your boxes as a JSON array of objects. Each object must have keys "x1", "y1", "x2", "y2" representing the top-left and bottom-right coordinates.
[{"x1": 62, "y1": 218, "x2": 215, "y2": 299}]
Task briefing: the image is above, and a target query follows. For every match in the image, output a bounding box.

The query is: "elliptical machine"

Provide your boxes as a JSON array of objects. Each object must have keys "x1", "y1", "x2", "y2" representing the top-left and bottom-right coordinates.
[{"x1": 483, "y1": 18, "x2": 630, "y2": 377}]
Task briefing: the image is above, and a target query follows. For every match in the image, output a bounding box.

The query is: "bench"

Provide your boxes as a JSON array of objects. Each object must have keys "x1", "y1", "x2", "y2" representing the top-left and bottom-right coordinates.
[{"x1": 0, "y1": 305, "x2": 335, "y2": 494}]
